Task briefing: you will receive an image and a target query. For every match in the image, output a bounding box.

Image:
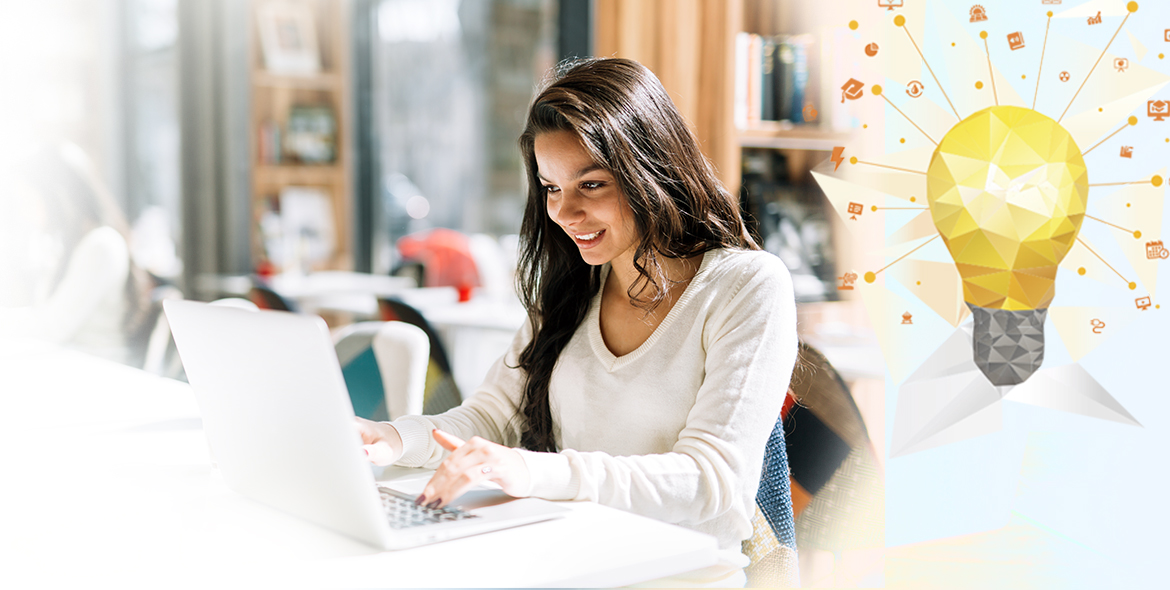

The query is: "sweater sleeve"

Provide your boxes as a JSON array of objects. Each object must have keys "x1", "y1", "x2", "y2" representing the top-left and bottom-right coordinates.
[
  {"x1": 387, "y1": 317, "x2": 533, "y2": 468},
  {"x1": 518, "y1": 255, "x2": 798, "y2": 531}
]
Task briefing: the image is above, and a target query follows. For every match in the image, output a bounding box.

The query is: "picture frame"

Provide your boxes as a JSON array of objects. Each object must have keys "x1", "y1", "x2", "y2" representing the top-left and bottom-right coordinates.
[{"x1": 256, "y1": 0, "x2": 321, "y2": 75}]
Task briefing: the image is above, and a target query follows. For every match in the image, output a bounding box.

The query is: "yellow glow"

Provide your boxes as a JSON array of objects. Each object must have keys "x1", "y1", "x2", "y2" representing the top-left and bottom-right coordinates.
[{"x1": 926, "y1": 106, "x2": 1088, "y2": 310}]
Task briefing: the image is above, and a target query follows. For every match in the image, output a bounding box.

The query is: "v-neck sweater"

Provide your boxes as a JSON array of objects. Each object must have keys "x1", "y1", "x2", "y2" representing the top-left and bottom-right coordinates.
[{"x1": 390, "y1": 248, "x2": 798, "y2": 550}]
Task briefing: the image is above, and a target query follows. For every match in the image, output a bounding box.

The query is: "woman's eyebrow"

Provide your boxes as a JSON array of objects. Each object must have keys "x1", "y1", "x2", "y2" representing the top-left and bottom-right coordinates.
[
  {"x1": 537, "y1": 164, "x2": 606, "y2": 184},
  {"x1": 574, "y1": 163, "x2": 606, "y2": 178}
]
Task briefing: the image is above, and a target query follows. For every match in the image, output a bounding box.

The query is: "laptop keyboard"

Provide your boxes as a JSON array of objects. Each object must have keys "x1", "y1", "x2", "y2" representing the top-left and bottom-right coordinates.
[{"x1": 377, "y1": 486, "x2": 478, "y2": 529}]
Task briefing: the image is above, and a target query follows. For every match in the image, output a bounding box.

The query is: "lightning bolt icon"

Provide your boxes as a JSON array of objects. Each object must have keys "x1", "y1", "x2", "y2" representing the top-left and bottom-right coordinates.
[{"x1": 831, "y1": 146, "x2": 845, "y2": 172}]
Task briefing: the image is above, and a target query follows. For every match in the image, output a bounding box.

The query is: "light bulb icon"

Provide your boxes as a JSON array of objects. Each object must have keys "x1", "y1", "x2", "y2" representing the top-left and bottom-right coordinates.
[{"x1": 927, "y1": 106, "x2": 1088, "y2": 386}]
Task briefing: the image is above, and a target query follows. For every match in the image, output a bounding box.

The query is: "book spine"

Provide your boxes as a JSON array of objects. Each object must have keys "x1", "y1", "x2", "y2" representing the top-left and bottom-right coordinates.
[
  {"x1": 747, "y1": 34, "x2": 762, "y2": 126},
  {"x1": 761, "y1": 37, "x2": 776, "y2": 121},
  {"x1": 734, "y1": 32, "x2": 750, "y2": 129},
  {"x1": 776, "y1": 37, "x2": 795, "y2": 123},
  {"x1": 789, "y1": 37, "x2": 809, "y2": 123}
]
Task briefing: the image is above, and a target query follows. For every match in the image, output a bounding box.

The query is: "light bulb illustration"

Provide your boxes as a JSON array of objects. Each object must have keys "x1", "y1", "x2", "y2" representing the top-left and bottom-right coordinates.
[{"x1": 926, "y1": 106, "x2": 1088, "y2": 385}]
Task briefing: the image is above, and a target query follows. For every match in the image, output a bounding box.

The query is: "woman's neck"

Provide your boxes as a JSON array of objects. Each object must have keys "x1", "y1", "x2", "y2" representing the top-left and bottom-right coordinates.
[{"x1": 607, "y1": 249, "x2": 703, "y2": 307}]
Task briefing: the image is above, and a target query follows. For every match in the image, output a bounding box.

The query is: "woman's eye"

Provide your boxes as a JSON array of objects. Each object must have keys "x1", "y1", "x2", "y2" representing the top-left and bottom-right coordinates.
[
  {"x1": 580, "y1": 181, "x2": 605, "y2": 190},
  {"x1": 543, "y1": 185, "x2": 560, "y2": 195}
]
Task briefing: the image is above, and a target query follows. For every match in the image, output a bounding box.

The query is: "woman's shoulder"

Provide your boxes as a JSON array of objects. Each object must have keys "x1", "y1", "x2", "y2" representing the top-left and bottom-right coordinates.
[{"x1": 701, "y1": 247, "x2": 791, "y2": 288}]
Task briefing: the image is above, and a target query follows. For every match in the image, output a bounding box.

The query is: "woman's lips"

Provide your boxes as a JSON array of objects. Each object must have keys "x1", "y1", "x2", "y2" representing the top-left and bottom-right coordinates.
[{"x1": 571, "y1": 229, "x2": 605, "y2": 249}]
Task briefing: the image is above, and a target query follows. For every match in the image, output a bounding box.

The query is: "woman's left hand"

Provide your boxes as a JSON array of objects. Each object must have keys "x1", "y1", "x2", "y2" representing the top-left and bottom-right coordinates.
[{"x1": 417, "y1": 429, "x2": 530, "y2": 509}]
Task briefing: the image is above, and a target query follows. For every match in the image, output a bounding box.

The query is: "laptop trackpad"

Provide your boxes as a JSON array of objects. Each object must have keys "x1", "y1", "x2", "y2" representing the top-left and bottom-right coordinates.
[{"x1": 449, "y1": 489, "x2": 513, "y2": 511}]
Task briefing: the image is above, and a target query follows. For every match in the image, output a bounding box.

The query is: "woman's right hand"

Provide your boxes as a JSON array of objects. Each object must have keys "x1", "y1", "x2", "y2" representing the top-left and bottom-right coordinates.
[{"x1": 354, "y1": 417, "x2": 404, "y2": 466}]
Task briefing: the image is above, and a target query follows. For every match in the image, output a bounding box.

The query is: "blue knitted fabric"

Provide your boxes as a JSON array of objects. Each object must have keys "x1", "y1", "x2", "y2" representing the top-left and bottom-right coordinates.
[{"x1": 757, "y1": 413, "x2": 797, "y2": 550}]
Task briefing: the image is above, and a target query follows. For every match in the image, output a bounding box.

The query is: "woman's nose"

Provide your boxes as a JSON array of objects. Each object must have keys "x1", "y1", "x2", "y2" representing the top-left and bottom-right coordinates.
[{"x1": 550, "y1": 190, "x2": 585, "y2": 226}]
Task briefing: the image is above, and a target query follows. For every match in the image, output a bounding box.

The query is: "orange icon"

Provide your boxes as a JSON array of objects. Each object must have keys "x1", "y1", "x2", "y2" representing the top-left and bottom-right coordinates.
[
  {"x1": 970, "y1": 5, "x2": 987, "y2": 23},
  {"x1": 1136, "y1": 296, "x2": 1153, "y2": 311},
  {"x1": 1090, "y1": 319, "x2": 1106, "y2": 334},
  {"x1": 865, "y1": 43, "x2": 880, "y2": 57},
  {"x1": 838, "y1": 272, "x2": 858, "y2": 290},
  {"x1": 906, "y1": 80, "x2": 924, "y2": 98},
  {"x1": 803, "y1": 104, "x2": 818, "y2": 122},
  {"x1": 1146, "y1": 240, "x2": 1169, "y2": 259},
  {"x1": 841, "y1": 78, "x2": 864, "y2": 103},
  {"x1": 1120, "y1": 146, "x2": 1134, "y2": 158},
  {"x1": 1149, "y1": 100, "x2": 1169, "y2": 121},
  {"x1": 1007, "y1": 32, "x2": 1025, "y2": 51},
  {"x1": 1059, "y1": 71, "x2": 1070, "y2": 82},
  {"x1": 901, "y1": 312, "x2": 913, "y2": 325},
  {"x1": 1165, "y1": 29, "x2": 1170, "y2": 42},
  {"x1": 1088, "y1": 11, "x2": 1102, "y2": 25},
  {"x1": 831, "y1": 146, "x2": 846, "y2": 171},
  {"x1": 1115, "y1": 58, "x2": 1129, "y2": 72},
  {"x1": 848, "y1": 202, "x2": 864, "y2": 220},
  {"x1": 878, "y1": 0, "x2": 904, "y2": 11}
]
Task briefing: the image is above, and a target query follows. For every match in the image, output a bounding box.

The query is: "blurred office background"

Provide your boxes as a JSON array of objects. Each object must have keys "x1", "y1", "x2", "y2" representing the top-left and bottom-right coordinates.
[{"x1": 0, "y1": 2, "x2": 882, "y2": 584}]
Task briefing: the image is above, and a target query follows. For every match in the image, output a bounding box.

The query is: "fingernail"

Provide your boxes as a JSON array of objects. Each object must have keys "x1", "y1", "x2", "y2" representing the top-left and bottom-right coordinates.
[
  {"x1": 415, "y1": 494, "x2": 426, "y2": 505},
  {"x1": 364, "y1": 448, "x2": 369, "y2": 456},
  {"x1": 427, "y1": 500, "x2": 441, "y2": 510}
]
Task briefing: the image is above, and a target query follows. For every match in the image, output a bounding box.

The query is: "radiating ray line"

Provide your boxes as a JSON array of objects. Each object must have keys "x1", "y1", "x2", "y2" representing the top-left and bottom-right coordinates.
[
  {"x1": 879, "y1": 94, "x2": 939, "y2": 146},
  {"x1": 1085, "y1": 214, "x2": 1136, "y2": 234},
  {"x1": 873, "y1": 235, "x2": 941, "y2": 276},
  {"x1": 901, "y1": 22, "x2": 960, "y2": 120},
  {"x1": 1058, "y1": 11, "x2": 1132, "y2": 123},
  {"x1": 854, "y1": 160, "x2": 928, "y2": 175},
  {"x1": 1089, "y1": 179, "x2": 1153, "y2": 187},
  {"x1": 1081, "y1": 124, "x2": 1129, "y2": 157},
  {"x1": 1033, "y1": 13, "x2": 1053, "y2": 110},
  {"x1": 1076, "y1": 236, "x2": 1132, "y2": 286},
  {"x1": 983, "y1": 37, "x2": 998, "y2": 106}
]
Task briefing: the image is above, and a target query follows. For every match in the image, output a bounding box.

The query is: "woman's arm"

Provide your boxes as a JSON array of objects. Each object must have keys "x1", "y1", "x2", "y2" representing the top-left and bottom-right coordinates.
[{"x1": 376, "y1": 317, "x2": 535, "y2": 469}]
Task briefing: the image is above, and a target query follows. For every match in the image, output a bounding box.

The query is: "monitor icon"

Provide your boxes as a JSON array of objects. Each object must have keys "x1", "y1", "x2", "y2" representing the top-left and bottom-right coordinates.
[
  {"x1": 878, "y1": 0, "x2": 904, "y2": 11},
  {"x1": 1149, "y1": 100, "x2": 1170, "y2": 121}
]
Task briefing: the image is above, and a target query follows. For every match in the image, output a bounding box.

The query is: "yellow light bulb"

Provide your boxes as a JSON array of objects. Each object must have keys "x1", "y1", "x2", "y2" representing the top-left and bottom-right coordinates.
[{"x1": 927, "y1": 106, "x2": 1088, "y2": 385}]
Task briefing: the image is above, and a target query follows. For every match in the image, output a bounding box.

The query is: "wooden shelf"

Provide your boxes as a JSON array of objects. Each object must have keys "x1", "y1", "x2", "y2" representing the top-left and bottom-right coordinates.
[
  {"x1": 253, "y1": 164, "x2": 342, "y2": 187},
  {"x1": 253, "y1": 71, "x2": 341, "y2": 90},
  {"x1": 249, "y1": 0, "x2": 351, "y2": 273},
  {"x1": 738, "y1": 123, "x2": 852, "y2": 152}
]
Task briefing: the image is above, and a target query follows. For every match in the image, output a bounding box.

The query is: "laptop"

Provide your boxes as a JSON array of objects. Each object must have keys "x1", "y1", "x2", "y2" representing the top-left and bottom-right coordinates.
[{"x1": 163, "y1": 299, "x2": 567, "y2": 550}]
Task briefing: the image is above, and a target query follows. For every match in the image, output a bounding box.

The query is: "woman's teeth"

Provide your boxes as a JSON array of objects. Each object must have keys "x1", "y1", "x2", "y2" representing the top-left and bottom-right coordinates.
[{"x1": 576, "y1": 230, "x2": 603, "y2": 240}]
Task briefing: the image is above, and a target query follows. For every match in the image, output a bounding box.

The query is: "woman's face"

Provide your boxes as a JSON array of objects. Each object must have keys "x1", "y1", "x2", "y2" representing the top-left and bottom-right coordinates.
[{"x1": 535, "y1": 130, "x2": 638, "y2": 268}]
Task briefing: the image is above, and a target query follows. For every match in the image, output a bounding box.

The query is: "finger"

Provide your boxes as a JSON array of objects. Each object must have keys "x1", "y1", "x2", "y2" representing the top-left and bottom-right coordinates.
[
  {"x1": 435, "y1": 472, "x2": 482, "y2": 508},
  {"x1": 363, "y1": 441, "x2": 396, "y2": 466},
  {"x1": 432, "y1": 428, "x2": 465, "y2": 452}
]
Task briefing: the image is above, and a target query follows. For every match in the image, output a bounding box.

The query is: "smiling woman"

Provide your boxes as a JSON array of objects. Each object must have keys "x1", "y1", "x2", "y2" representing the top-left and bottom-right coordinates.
[{"x1": 356, "y1": 57, "x2": 799, "y2": 586}]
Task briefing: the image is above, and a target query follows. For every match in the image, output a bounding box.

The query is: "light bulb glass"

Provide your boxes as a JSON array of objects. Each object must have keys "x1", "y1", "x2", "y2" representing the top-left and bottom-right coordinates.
[{"x1": 927, "y1": 106, "x2": 1088, "y2": 384}]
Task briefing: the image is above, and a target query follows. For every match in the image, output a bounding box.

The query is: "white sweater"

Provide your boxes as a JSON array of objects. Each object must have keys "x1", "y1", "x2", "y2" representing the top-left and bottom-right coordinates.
[{"x1": 390, "y1": 248, "x2": 797, "y2": 550}]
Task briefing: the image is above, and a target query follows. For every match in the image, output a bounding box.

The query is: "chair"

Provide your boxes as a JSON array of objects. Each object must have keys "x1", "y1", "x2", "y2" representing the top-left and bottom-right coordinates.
[
  {"x1": 742, "y1": 403, "x2": 801, "y2": 588},
  {"x1": 782, "y1": 343, "x2": 884, "y2": 585},
  {"x1": 143, "y1": 295, "x2": 259, "y2": 381},
  {"x1": 248, "y1": 280, "x2": 297, "y2": 312},
  {"x1": 377, "y1": 297, "x2": 463, "y2": 415},
  {"x1": 141, "y1": 285, "x2": 184, "y2": 376},
  {"x1": 333, "y1": 321, "x2": 429, "y2": 421}
]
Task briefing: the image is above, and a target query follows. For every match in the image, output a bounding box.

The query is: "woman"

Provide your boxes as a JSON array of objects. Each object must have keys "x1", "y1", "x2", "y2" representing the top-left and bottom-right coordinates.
[
  {"x1": 357, "y1": 58, "x2": 797, "y2": 581},
  {"x1": 0, "y1": 143, "x2": 154, "y2": 366}
]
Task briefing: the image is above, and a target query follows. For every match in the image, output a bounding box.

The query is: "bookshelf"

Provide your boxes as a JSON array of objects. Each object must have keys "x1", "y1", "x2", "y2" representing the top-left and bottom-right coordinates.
[
  {"x1": 249, "y1": 0, "x2": 352, "y2": 273},
  {"x1": 739, "y1": 122, "x2": 851, "y2": 151}
]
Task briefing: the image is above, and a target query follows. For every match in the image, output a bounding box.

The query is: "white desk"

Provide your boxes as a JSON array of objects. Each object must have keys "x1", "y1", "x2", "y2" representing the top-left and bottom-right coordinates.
[{"x1": 0, "y1": 343, "x2": 717, "y2": 587}]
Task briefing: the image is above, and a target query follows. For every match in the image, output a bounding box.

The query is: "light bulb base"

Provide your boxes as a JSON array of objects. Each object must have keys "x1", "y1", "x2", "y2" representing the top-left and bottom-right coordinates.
[{"x1": 969, "y1": 304, "x2": 1047, "y2": 386}]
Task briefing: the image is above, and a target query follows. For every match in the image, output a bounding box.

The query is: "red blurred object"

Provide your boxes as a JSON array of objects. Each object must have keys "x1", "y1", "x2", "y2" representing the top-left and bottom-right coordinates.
[
  {"x1": 397, "y1": 228, "x2": 481, "y2": 290},
  {"x1": 456, "y1": 284, "x2": 473, "y2": 302}
]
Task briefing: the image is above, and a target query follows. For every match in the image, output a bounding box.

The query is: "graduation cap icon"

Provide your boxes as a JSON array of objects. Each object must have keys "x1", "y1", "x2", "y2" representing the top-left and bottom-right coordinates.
[{"x1": 841, "y1": 78, "x2": 864, "y2": 103}]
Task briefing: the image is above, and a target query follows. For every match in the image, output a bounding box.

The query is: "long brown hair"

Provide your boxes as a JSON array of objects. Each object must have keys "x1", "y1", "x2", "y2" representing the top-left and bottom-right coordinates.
[{"x1": 513, "y1": 58, "x2": 757, "y2": 452}]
